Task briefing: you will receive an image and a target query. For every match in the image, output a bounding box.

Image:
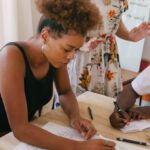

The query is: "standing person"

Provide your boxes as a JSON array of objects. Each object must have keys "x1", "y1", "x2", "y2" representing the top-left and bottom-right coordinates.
[
  {"x1": 109, "y1": 65, "x2": 150, "y2": 129},
  {"x1": 68, "y1": 0, "x2": 150, "y2": 97},
  {"x1": 0, "y1": 0, "x2": 115, "y2": 149}
]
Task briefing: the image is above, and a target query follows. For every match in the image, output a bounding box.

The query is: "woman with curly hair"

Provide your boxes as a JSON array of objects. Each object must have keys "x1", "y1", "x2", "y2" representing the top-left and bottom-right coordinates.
[{"x1": 0, "y1": 0, "x2": 115, "y2": 149}]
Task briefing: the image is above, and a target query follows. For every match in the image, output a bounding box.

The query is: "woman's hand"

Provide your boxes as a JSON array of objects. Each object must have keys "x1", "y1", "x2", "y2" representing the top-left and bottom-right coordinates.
[
  {"x1": 76, "y1": 139, "x2": 116, "y2": 150},
  {"x1": 70, "y1": 117, "x2": 97, "y2": 140},
  {"x1": 129, "y1": 22, "x2": 150, "y2": 42},
  {"x1": 109, "y1": 111, "x2": 130, "y2": 129}
]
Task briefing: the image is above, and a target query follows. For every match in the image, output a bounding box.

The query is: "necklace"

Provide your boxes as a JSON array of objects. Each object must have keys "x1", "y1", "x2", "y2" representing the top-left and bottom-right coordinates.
[{"x1": 102, "y1": 0, "x2": 111, "y2": 6}]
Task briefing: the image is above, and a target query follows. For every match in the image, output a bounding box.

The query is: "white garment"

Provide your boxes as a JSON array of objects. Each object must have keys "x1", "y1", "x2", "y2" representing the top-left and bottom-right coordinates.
[
  {"x1": 132, "y1": 66, "x2": 150, "y2": 95},
  {"x1": 68, "y1": 0, "x2": 128, "y2": 97}
]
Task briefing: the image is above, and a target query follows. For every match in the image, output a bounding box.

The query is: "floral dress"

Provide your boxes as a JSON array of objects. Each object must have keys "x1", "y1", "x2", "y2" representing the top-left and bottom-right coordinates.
[{"x1": 68, "y1": 0, "x2": 128, "y2": 97}]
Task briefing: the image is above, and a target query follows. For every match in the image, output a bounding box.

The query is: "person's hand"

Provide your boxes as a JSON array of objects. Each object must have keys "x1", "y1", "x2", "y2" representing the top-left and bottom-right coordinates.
[
  {"x1": 129, "y1": 22, "x2": 150, "y2": 42},
  {"x1": 76, "y1": 139, "x2": 116, "y2": 150},
  {"x1": 109, "y1": 111, "x2": 130, "y2": 129},
  {"x1": 70, "y1": 117, "x2": 97, "y2": 140},
  {"x1": 127, "y1": 107, "x2": 150, "y2": 120}
]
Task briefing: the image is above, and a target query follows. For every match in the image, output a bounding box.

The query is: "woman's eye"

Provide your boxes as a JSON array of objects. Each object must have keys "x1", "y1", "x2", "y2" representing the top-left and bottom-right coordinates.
[
  {"x1": 64, "y1": 48, "x2": 72, "y2": 52},
  {"x1": 63, "y1": 48, "x2": 79, "y2": 53}
]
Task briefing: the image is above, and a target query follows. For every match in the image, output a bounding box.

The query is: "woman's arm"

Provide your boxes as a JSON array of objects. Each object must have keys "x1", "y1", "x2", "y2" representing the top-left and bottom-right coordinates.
[
  {"x1": 54, "y1": 66, "x2": 80, "y2": 121},
  {"x1": 54, "y1": 66, "x2": 97, "y2": 139},
  {"x1": 116, "y1": 19, "x2": 150, "y2": 42},
  {"x1": 0, "y1": 47, "x2": 76, "y2": 150},
  {"x1": 117, "y1": 84, "x2": 139, "y2": 110}
]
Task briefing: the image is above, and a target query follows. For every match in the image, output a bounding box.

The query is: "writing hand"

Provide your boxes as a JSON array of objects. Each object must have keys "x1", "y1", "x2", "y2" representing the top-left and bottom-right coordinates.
[
  {"x1": 70, "y1": 117, "x2": 97, "y2": 139},
  {"x1": 109, "y1": 110, "x2": 130, "y2": 129},
  {"x1": 76, "y1": 139, "x2": 116, "y2": 150}
]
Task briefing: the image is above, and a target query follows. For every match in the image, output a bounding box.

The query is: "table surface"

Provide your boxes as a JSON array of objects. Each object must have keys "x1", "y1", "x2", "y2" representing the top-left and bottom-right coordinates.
[{"x1": 0, "y1": 91, "x2": 150, "y2": 150}]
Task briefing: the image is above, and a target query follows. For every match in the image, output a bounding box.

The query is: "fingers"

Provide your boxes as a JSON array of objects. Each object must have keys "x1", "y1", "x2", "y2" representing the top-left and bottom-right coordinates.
[
  {"x1": 138, "y1": 22, "x2": 150, "y2": 35},
  {"x1": 128, "y1": 109, "x2": 146, "y2": 120},
  {"x1": 80, "y1": 120, "x2": 97, "y2": 139},
  {"x1": 71, "y1": 118, "x2": 97, "y2": 139},
  {"x1": 71, "y1": 118, "x2": 85, "y2": 134},
  {"x1": 84, "y1": 126, "x2": 97, "y2": 139},
  {"x1": 102, "y1": 139, "x2": 116, "y2": 150},
  {"x1": 114, "y1": 119, "x2": 127, "y2": 128},
  {"x1": 128, "y1": 110, "x2": 140, "y2": 120},
  {"x1": 139, "y1": 22, "x2": 150, "y2": 30},
  {"x1": 130, "y1": 22, "x2": 150, "y2": 41},
  {"x1": 109, "y1": 111, "x2": 130, "y2": 129},
  {"x1": 102, "y1": 139, "x2": 116, "y2": 147}
]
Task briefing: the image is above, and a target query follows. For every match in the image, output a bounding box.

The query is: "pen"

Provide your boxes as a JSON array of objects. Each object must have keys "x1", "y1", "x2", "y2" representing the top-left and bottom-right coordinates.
[
  {"x1": 113, "y1": 101, "x2": 124, "y2": 117},
  {"x1": 116, "y1": 137, "x2": 150, "y2": 146},
  {"x1": 87, "y1": 106, "x2": 93, "y2": 120}
]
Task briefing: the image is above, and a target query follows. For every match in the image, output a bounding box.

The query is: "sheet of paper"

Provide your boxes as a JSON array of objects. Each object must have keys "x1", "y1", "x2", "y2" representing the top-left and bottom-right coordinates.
[
  {"x1": 121, "y1": 120, "x2": 150, "y2": 133},
  {"x1": 14, "y1": 122, "x2": 148, "y2": 150}
]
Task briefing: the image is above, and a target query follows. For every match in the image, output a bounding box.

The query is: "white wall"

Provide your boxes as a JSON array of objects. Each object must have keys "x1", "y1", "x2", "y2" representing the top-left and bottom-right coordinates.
[
  {"x1": 142, "y1": 14, "x2": 150, "y2": 61},
  {"x1": 142, "y1": 37, "x2": 150, "y2": 61},
  {"x1": 17, "y1": 0, "x2": 41, "y2": 40},
  {"x1": 31, "y1": 0, "x2": 41, "y2": 35},
  {"x1": 0, "y1": 0, "x2": 41, "y2": 47},
  {"x1": 117, "y1": 0, "x2": 150, "y2": 72}
]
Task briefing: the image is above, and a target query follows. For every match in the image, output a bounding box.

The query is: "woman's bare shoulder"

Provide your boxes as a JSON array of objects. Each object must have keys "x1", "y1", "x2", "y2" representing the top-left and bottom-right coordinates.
[
  {"x1": 0, "y1": 43, "x2": 25, "y2": 66},
  {"x1": 0, "y1": 44, "x2": 26, "y2": 80}
]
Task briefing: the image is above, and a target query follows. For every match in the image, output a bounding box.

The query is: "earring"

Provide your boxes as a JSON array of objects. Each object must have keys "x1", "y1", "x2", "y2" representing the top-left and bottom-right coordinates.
[
  {"x1": 41, "y1": 44, "x2": 45, "y2": 52},
  {"x1": 41, "y1": 38, "x2": 46, "y2": 52}
]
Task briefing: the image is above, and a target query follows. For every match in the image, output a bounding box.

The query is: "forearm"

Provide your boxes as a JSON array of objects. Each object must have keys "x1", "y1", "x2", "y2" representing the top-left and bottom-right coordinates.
[
  {"x1": 116, "y1": 20, "x2": 134, "y2": 41},
  {"x1": 59, "y1": 90, "x2": 81, "y2": 121},
  {"x1": 14, "y1": 123, "x2": 76, "y2": 150},
  {"x1": 117, "y1": 84, "x2": 139, "y2": 110},
  {"x1": 116, "y1": 20, "x2": 130, "y2": 41}
]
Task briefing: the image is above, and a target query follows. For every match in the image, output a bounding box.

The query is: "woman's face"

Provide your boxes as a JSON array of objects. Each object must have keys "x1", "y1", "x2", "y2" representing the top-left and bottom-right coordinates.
[{"x1": 42, "y1": 31, "x2": 84, "y2": 68}]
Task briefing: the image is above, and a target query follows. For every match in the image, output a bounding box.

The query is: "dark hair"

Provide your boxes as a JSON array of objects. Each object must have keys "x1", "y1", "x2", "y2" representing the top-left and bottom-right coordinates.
[
  {"x1": 37, "y1": 16, "x2": 65, "y2": 36},
  {"x1": 35, "y1": 0, "x2": 102, "y2": 36}
]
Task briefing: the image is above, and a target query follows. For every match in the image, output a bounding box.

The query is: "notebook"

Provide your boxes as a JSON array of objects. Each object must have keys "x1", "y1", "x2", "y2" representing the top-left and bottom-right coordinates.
[
  {"x1": 14, "y1": 122, "x2": 148, "y2": 150},
  {"x1": 121, "y1": 120, "x2": 150, "y2": 133}
]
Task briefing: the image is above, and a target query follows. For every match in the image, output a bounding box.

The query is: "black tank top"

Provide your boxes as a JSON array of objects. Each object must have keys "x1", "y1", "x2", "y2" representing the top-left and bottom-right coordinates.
[{"x1": 0, "y1": 42, "x2": 56, "y2": 132}]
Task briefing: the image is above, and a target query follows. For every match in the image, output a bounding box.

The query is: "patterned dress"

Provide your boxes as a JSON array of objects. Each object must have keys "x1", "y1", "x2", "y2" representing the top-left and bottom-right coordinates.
[{"x1": 68, "y1": 0, "x2": 128, "y2": 97}]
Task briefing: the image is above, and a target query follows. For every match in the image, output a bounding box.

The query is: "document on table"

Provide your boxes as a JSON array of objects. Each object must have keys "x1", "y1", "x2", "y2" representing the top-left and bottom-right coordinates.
[
  {"x1": 121, "y1": 120, "x2": 150, "y2": 133},
  {"x1": 14, "y1": 122, "x2": 148, "y2": 150}
]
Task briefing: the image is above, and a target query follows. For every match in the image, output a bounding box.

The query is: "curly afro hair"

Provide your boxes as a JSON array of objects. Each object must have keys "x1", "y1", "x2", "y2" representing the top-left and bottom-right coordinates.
[{"x1": 35, "y1": 0, "x2": 102, "y2": 36}]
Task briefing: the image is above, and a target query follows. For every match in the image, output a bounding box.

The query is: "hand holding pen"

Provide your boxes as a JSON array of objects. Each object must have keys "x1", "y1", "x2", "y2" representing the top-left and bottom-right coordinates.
[
  {"x1": 109, "y1": 101, "x2": 130, "y2": 129},
  {"x1": 113, "y1": 101, "x2": 126, "y2": 117},
  {"x1": 70, "y1": 116, "x2": 97, "y2": 140}
]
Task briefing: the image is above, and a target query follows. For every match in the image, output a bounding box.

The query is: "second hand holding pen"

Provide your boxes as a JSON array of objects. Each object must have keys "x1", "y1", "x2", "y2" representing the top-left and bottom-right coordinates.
[{"x1": 113, "y1": 101, "x2": 125, "y2": 117}]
